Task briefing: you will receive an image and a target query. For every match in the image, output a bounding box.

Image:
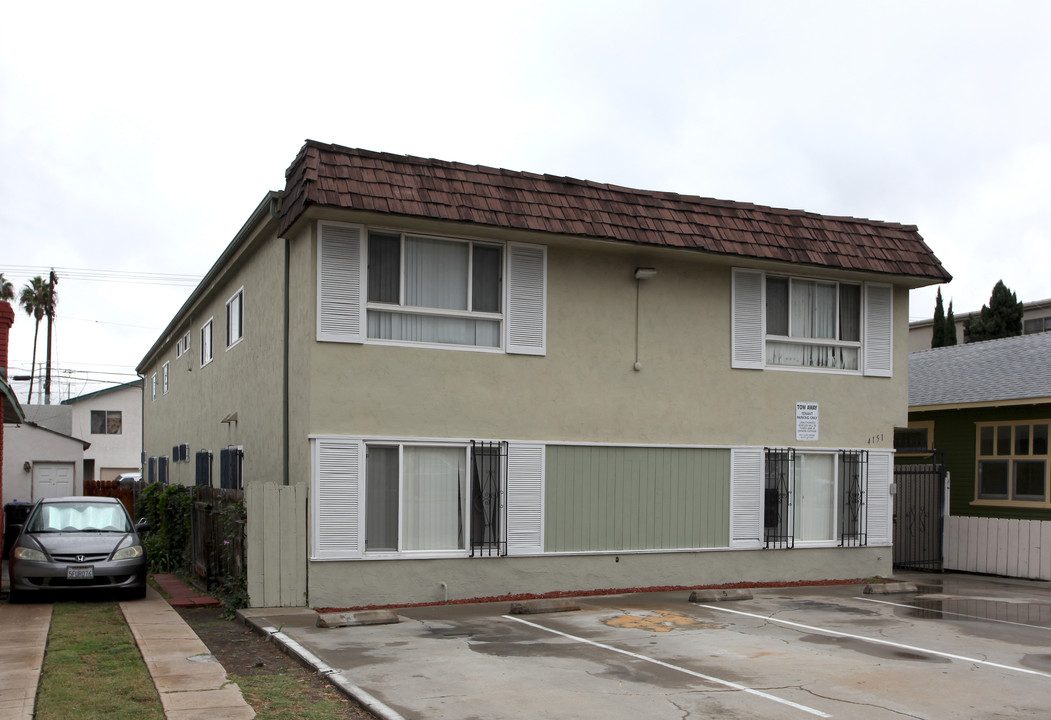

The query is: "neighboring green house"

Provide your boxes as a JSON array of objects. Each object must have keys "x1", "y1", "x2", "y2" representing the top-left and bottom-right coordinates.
[
  {"x1": 137, "y1": 141, "x2": 950, "y2": 608},
  {"x1": 908, "y1": 332, "x2": 1051, "y2": 579}
]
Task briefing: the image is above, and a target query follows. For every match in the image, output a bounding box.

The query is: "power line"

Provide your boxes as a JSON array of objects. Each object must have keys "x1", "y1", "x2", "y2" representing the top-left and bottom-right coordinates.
[{"x1": 0, "y1": 264, "x2": 200, "y2": 287}]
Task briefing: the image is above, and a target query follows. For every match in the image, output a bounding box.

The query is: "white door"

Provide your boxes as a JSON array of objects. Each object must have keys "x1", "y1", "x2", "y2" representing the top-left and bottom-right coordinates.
[{"x1": 33, "y1": 463, "x2": 75, "y2": 499}]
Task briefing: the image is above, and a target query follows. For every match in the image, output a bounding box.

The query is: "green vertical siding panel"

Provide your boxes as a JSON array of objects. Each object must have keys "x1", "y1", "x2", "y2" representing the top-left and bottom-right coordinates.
[{"x1": 544, "y1": 446, "x2": 731, "y2": 552}]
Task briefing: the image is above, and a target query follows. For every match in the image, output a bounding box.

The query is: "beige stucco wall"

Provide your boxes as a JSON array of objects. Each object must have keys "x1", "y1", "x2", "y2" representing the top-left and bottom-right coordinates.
[
  {"x1": 307, "y1": 546, "x2": 892, "y2": 609},
  {"x1": 140, "y1": 221, "x2": 287, "y2": 487},
  {"x1": 292, "y1": 214, "x2": 909, "y2": 452}
]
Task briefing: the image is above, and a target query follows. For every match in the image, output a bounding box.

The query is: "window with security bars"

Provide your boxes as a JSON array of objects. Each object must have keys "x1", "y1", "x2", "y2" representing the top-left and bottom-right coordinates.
[
  {"x1": 470, "y1": 441, "x2": 507, "y2": 557},
  {"x1": 764, "y1": 448, "x2": 868, "y2": 548},
  {"x1": 764, "y1": 449, "x2": 794, "y2": 549}
]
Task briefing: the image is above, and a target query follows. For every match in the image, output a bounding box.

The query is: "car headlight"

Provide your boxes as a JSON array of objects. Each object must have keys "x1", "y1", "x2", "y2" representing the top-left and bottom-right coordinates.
[
  {"x1": 111, "y1": 545, "x2": 144, "y2": 561},
  {"x1": 13, "y1": 546, "x2": 48, "y2": 562}
]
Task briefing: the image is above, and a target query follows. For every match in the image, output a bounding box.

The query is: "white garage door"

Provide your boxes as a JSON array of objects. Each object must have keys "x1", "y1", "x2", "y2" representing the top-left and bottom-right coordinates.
[{"x1": 33, "y1": 463, "x2": 75, "y2": 499}]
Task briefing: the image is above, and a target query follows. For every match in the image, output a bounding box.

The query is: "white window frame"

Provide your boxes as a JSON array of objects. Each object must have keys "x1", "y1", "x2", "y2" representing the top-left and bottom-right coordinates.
[
  {"x1": 316, "y1": 221, "x2": 546, "y2": 355},
  {"x1": 182, "y1": 331, "x2": 191, "y2": 356},
  {"x1": 731, "y1": 268, "x2": 892, "y2": 377},
  {"x1": 200, "y1": 318, "x2": 214, "y2": 368},
  {"x1": 226, "y1": 287, "x2": 244, "y2": 349},
  {"x1": 311, "y1": 435, "x2": 545, "y2": 560},
  {"x1": 162, "y1": 361, "x2": 169, "y2": 395},
  {"x1": 151, "y1": 373, "x2": 157, "y2": 401}
]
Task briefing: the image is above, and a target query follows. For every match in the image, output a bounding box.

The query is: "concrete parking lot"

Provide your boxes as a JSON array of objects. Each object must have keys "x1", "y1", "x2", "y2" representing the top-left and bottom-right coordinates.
[{"x1": 245, "y1": 572, "x2": 1051, "y2": 719}]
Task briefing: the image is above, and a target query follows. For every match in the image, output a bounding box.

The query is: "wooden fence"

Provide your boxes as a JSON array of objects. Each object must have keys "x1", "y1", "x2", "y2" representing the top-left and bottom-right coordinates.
[
  {"x1": 246, "y1": 483, "x2": 307, "y2": 607},
  {"x1": 191, "y1": 487, "x2": 246, "y2": 592},
  {"x1": 84, "y1": 478, "x2": 139, "y2": 519}
]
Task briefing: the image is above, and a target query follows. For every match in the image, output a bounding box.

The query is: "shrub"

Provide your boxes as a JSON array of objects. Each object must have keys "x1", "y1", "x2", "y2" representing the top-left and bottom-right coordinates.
[{"x1": 139, "y1": 482, "x2": 192, "y2": 574}]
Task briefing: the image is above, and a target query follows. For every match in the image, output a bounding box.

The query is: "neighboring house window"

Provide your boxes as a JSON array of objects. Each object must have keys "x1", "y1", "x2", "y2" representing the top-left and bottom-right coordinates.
[
  {"x1": 201, "y1": 318, "x2": 213, "y2": 367},
  {"x1": 227, "y1": 288, "x2": 244, "y2": 347},
  {"x1": 977, "y1": 422, "x2": 1049, "y2": 502},
  {"x1": 195, "y1": 450, "x2": 213, "y2": 487},
  {"x1": 1024, "y1": 317, "x2": 1051, "y2": 335},
  {"x1": 159, "y1": 456, "x2": 169, "y2": 485},
  {"x1": 148, "y1": 457, "x2": 157, "y2": 483},
  {"x1": 151, "y1": 374, "x2": 157, "y2": 401},
  {"x1": 317, "y1": 221, "x2": 546, "y2": 355},
  {"x1": 162, "y1": 362, "x2": 170, "y2": 395},
  {"x1": 763, "y1": 448, "x2": 869, "y2": 547},
  {"x1": 731, "y1": 268, "x2": 892, "y2": 377},
  {"x1": 90, "y1": 410, "x2": 122, "y2": 435}
]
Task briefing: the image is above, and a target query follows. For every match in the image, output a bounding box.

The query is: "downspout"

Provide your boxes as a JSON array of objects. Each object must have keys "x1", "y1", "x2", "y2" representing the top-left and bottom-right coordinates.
[{"x1": 283, "y1": 234, "x2": 290, "y2": 486}]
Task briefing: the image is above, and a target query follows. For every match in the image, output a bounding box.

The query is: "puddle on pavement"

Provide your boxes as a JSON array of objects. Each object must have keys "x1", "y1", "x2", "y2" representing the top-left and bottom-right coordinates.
[
  {"x1": 800, "y1": 633, "x2": 950, "y2": 663},
  {"x1": 901, "y1": 596, "x2": 1051, "y2": 627}
]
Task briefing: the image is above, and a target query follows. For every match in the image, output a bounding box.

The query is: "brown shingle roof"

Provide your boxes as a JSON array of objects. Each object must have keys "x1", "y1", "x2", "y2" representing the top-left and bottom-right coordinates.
[{"x1": 278, "y1": 140, "x2": 951, "y2": 282}]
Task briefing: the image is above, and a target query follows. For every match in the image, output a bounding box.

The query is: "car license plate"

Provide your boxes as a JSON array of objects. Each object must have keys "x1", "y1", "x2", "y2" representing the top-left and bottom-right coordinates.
[{"x1": 67, "y1": 566, "x2": 94, "y2": 580}]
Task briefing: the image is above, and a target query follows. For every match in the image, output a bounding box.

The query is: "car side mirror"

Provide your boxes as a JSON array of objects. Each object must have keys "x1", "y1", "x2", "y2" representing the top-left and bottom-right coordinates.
[{"x1": 135, "y1": 520, "x2": 151, "y2": 534}]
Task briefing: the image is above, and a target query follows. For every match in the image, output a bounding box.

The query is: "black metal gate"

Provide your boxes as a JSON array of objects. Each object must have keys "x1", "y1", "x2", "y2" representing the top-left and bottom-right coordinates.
[{"x1": 893, "y1": 457, "x2": 947, "y2": 570}]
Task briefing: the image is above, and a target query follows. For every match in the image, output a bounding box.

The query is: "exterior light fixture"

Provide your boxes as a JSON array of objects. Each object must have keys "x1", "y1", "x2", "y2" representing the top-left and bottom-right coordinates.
[{"x1": 634, "y1": 267, "x2": 657, "y2": 280}]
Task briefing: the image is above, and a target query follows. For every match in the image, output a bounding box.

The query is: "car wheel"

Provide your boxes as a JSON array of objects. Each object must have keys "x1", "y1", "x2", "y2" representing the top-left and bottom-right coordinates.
[
  {"x1": 7, "y1": 589, "x2": 25, "y2": 604},
  {"x1": 126, "y1": 585, "x2": 147, "y2": 600}
]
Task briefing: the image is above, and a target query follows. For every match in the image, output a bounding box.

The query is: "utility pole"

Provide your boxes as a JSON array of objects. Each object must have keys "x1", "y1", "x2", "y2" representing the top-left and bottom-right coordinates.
[{"x1": 44, "y1": 268, "x2": 58, "y2": 405}]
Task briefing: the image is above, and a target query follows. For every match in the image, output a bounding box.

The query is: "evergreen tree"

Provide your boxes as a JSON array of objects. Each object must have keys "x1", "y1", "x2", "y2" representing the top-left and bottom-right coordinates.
[
  {"x1": 944, "y1": 301, "x2": 957, "y2": 346},
  {"x1": 963, "y1": 280, "x2": 1023, "y2": 343},
  {"x1": 931, "y1": 288, "x2": 946, "y2": 348}
]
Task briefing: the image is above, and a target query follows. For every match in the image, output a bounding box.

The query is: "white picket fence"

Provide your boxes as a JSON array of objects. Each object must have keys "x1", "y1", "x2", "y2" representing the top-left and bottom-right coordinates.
[{"x1": 944, "y1": 515, "x2": 1051, "y2": 581}]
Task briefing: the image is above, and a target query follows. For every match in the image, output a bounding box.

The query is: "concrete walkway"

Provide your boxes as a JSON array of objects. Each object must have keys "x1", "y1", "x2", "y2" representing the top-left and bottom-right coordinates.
[
  {"x1": 0, "y1": 603, "x2": 51, "y2": 719},
  {"x1": 121, "y1": 586, "x2": 255, "y2": 719},
  {"x1": 0, "y1": 583, "x2": 254, "y2": 720}
]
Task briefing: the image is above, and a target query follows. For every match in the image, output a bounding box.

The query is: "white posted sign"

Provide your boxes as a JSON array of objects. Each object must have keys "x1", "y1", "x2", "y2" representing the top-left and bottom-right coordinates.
[{"x1": 795, "y1": 402, "x2": 819, "y2": 441}]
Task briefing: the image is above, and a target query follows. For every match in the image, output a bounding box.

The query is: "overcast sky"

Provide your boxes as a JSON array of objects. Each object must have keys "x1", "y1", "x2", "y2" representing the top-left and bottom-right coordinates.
[{"x1": 2, "y1": 1, "x2": 1049, "y2": 402}]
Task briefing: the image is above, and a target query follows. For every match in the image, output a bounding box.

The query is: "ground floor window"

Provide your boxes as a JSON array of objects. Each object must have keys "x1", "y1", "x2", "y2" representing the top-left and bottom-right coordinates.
[
  {"x1": 365, "y1": 445, "x2": 467, "y2": 552},
  {"x1": 977, "y1": 421, "x2": 1049, "y2": 502},
  {"x1": 764, "y1": 448, "x2": 868, "y2": 548}
]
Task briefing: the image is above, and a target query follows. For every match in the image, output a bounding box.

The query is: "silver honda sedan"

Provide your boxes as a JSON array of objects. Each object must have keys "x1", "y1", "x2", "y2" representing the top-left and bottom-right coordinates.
[{"x1": 7, "y1": 496, "x2": 148, "y2": 601}]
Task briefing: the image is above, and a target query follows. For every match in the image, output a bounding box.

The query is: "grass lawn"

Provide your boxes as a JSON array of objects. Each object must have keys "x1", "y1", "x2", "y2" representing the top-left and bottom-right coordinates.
[{"x1": 35, "y1": 601, "x2": 164, "y2": 720}]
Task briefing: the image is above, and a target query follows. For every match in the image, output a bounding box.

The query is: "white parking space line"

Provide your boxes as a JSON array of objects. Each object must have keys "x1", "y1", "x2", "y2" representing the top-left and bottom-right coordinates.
[
  {"x1": 695, "y1": 603, "x2": 1051, "y2": 679},
  {"x1": 503, "y1": 615, "x2": 832, "y2": 718},
  {"x1": 857, "y1": 596, "x2": 1051, "y2": 631}
]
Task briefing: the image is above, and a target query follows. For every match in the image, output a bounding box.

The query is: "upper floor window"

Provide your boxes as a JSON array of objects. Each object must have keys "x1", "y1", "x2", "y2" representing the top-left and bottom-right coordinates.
[
  {"x1": 201, "y1": 318, "x2": 213, "y2": 367},
  {"x1": 227, "y1": 288, "x2": 244, "y2": 348},
  {"x1": 367, "y1": 232, "x2": 503, "y2": 348},
  {"x1": 977, "y1": 421, "x2": 1049, "y2": 502},
  {"x1": 766, "y1": 276, "x2": 861, "y2": 370},
  {"x1": 317, "y1": 221, "x2": 545, "y2": 355},
  {"x1": 151, "y1": 374, "x2": 157, "y2": 401},
  {"x1": 90, "y1": 410, "x2": 122, "y2": 435},
  {"x1": 162, "y1": 362, "x2": 170, "y2": 394},
  {"x1": 1024, "y1": 317, "x2": 1051, "y2": 335},
  {"x1": 731, "y1": 268, "x2": 891, "y2": 377}
]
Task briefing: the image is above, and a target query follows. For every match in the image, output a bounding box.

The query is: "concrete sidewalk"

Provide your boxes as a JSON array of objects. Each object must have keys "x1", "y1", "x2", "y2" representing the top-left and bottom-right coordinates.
[{"x1": 0, "y1": 574, "x2": 255, "y2": 719}]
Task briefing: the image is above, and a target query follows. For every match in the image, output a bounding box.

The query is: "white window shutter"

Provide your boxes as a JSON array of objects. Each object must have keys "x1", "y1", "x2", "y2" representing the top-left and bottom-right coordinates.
[
  {"x1": 730, "y1": 447, "x2": 763, "y2": 549},
  {"x1": 317, "y1": 221, "x2": 365, "y2": 343},
  {"x1": 506, "y1": 243, "x2": 547, "y2": 355},
  {"x1": 866, "y1": 451, "x2": 892, "y2": 546},
  {"x1": 863, "y1": 283, "x2": 893, "y2": 377},
  {"x1": 312, "y1": 437, "x2": 363, "y2": 559},
  {"x1": 506, "y1": 443, "x2": 545, "y2": 555},
  {"x1": 732, "y1": 268, "x2": 764, "y2": 369}
]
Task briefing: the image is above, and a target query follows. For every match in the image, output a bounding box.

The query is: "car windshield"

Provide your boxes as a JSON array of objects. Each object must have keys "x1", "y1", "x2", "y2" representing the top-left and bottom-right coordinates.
[{"x1": 27, "y1": 503, "x2": 132, "y2": 533}]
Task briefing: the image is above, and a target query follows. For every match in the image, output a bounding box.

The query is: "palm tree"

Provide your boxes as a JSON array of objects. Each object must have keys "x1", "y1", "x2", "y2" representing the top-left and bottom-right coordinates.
[
  {"x1": 18, "y1": 275, "x2": 48, "y2": 404},
  {"x1": 0, "y1": 273, "x2": 13, "y2": 302}
]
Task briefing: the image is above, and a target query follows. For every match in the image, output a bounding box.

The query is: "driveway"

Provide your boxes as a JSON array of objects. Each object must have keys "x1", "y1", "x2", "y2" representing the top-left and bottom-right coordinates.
[{"x1": 243, "y1": 572, "x2": 1051, "y2": 719}]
